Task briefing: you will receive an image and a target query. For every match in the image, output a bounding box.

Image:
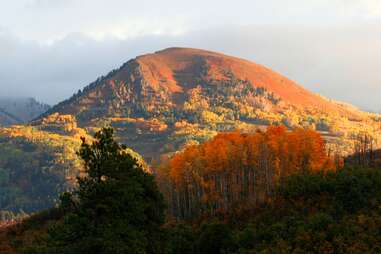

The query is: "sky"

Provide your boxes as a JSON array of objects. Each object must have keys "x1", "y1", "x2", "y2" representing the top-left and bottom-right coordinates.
[{"x1": 0, "y1": 0, "x2": 381, "y2": 111}]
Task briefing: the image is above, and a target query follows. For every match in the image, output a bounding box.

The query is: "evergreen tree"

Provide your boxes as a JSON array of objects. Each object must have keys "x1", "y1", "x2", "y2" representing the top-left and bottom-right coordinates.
[{"x1": 45, "y1": 128, "x2": 166, "y2": 254}]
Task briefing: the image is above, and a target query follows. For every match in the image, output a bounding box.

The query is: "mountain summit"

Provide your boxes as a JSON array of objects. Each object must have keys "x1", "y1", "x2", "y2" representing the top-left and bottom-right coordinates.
[
  {"x1": 38, "y1": 47, "x2": 380, "y2": 158},
  {"x1": 44, "y1": 47, "x2": 358, "y2": 120},
  {"x1": 136, "y1": 47, "x2": 333, "y2": 108}
]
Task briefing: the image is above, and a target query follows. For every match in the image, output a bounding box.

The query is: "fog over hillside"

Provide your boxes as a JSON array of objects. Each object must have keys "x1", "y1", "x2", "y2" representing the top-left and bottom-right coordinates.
[{"x1": 0, "y1": 97, "x2": 50, "y2": 125}]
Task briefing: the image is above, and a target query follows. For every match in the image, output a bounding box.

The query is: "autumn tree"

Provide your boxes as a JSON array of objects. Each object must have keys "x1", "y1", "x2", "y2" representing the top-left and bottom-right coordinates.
[
  {"x1": 353, "y1": 132, "x2": 376, "y2": 167},
  {"x1": 164, "y1": 126, "x2": 334, "y2": 220}
]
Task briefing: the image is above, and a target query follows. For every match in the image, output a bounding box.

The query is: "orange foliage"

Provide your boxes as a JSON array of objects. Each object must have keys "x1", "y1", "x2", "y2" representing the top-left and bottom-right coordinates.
[{"x1": 165, "y1": 126, "x2": 335, "y2": 219}]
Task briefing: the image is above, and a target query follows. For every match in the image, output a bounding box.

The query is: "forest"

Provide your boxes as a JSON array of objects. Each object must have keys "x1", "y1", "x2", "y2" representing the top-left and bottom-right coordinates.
[
  {"x1": 158, "y1": 126, "x2": 336, "y2": 220},
  {"x1": 0, "y1": 126, "x2": 380, "y2": 253}
]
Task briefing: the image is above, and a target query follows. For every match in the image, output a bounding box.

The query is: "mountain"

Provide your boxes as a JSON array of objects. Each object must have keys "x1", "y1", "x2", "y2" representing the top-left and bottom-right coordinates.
[
  {"x1": 39, "y1": 47, "x2": 380, "y2": 158},
  {"x1": 0, "y1": 109, "x2": 21, "y2": 126},
  {"x1": 0, "y1": 47, "x2": 380, "y2": 214},
  {"x1": 44, "y1": 48, "x2": 360, "y2": 118},
  {"x1": 0, "y1": 97, "x2": 50, "y2": 126}
]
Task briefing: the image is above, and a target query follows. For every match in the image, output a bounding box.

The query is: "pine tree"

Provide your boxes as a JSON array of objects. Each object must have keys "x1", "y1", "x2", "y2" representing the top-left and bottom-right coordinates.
[{"x1": 45, "y1": 128, "x2": 166, "y2": 254}]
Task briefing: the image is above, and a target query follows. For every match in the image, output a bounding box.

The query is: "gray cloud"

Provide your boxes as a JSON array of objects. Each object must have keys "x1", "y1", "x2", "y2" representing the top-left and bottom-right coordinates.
[
  {"x1": 1, "y1": 1, "x2": 381, "y2": 111},
  {"x1": 0, "y1": 25, "x2": 380, "y2": 112},
  {"x1": 2, "y1": 0, "x2": 381, "y2": 42}
]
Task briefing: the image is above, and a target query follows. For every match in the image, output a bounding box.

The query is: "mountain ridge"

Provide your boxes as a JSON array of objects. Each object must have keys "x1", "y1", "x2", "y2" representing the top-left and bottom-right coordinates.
[
  {"x1": 41, "y1": 47, "x2": 367, "y2": 122},
  {"x1": 35, "y1": 47, "x2": 380, "y2": 159}
]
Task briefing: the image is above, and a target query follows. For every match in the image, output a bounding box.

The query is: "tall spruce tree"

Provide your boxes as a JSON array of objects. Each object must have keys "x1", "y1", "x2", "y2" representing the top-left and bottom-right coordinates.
[{"x1": 45, "y1": 128, "x2": 166, "y2": 254}]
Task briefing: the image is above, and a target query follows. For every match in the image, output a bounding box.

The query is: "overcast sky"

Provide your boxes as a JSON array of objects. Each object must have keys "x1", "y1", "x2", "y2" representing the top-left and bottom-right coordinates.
[{"x1": 0, "y1": 0, "x2": 381, "y2": 111}]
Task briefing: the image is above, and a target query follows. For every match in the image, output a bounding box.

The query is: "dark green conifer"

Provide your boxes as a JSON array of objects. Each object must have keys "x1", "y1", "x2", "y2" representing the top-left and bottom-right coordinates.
[{"x1": 45, "y1": 128, "x2": 166, "y2": 254}]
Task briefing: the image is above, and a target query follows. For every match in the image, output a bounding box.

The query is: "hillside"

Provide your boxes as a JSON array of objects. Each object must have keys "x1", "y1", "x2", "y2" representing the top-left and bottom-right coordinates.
[
  {"x1": 0, "y1": 47, "x2": 380, "y2": 214},
  {"x1": 1, "y1": 133, "x2": 380, "y2": 253}
]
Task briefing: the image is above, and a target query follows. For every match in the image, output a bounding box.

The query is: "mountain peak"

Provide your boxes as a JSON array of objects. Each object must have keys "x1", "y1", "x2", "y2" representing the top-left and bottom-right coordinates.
[
  {"x1": 45, "y1": 47, "x2": 369, "y2": 117},
  {"x1": 39, "y1": 47, "x2": 380, "y2": 157},
  {"x1": 45, "y1": 47, "x2": 368, "y2": 121},
  {"x1": 153, "y1": 47, "x2": 226, "y2": 55},
  {"x1": 133, "y1": 47, "x2": 339, "y2": 109}
]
